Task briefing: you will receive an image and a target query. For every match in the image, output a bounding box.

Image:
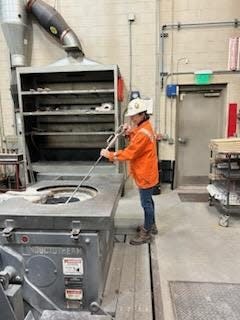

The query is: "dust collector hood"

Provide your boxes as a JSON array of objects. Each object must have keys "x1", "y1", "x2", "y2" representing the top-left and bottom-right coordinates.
[{"x1": 0, "y1": 0, "x2": 30, "y2": 67}]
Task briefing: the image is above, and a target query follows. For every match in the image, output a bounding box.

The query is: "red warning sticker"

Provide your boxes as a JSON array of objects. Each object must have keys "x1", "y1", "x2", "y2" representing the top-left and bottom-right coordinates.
[
  {"x1": 65, "y1": 288, "x2": 83, "y2": 300},
  {"x1": 62, "y1": 257, "x2": 83, "y2": 275}
]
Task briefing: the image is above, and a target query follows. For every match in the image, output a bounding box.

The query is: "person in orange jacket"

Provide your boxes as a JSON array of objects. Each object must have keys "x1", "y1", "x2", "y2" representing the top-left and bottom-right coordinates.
[{"x1": 100, "y1": 98, "x2": 159, "y2": 245}]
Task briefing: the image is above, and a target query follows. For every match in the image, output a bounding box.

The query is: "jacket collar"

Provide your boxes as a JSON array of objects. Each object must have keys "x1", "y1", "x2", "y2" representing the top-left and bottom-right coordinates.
[{"x1": 138, "y1": 118, "x2": 148, "y2": 127}]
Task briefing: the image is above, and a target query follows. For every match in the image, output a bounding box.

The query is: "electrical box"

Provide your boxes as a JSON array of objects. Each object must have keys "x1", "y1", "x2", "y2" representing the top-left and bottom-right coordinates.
[{"x1": 166, "y1": 84, "x2": 178, "y2": 97}]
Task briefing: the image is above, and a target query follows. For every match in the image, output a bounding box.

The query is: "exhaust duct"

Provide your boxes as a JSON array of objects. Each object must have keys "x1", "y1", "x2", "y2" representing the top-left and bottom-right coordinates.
[{"x1": 27, "y1": 0, "x2": 84, "y2": 57}]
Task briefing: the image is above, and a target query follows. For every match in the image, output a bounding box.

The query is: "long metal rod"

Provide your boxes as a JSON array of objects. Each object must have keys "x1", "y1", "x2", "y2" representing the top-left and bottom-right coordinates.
[{"x1": 65, "y1": 125, "x2": 124, "y2": 204}]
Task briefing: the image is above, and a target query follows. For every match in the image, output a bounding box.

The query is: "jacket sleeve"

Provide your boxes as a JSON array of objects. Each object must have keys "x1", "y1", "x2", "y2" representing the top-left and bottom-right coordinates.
[{"x1": 108, "y1": 131, "x2": 150, "y2": 161}]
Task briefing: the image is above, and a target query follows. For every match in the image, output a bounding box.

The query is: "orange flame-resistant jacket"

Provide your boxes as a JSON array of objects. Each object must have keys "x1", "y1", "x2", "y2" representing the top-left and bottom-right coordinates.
[{"x1": 108, "y1": 120, "x2": 159, "y2": 189}]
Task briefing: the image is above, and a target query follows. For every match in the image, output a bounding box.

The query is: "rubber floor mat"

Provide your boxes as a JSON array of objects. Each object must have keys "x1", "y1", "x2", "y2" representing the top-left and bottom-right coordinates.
[
  {"x1": 178, "y1": 193, "x2": 209, "y2": 202},
  {"x1": 169, "y1": 281, "x2": 240, "y2": 320}
]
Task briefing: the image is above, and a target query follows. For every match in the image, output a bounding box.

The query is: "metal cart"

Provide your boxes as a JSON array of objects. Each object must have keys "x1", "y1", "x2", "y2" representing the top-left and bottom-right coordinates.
[{"x1": 208, "y1": 139, "x2": 240, "y2": 227}]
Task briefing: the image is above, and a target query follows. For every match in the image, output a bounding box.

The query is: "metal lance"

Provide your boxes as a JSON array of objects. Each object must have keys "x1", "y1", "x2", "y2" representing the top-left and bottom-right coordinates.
[{"x1": 65, "y1": 125, "x2": 124, "y2": 204}]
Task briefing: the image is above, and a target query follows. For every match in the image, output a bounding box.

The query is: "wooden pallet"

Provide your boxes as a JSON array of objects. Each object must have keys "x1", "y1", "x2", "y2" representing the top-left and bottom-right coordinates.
[
  {"x1": 209, "y1": 138, "x2": 240, "y2": 154},
  {"x1": 102, "y1": 239, "x2": 152, "y2": 320}
]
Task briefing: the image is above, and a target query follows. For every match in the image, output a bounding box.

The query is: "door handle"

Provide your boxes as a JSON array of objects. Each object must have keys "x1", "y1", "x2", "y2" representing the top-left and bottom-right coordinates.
[{"x1": 178, "y1": 137, "x2": 188, "y2": 144}]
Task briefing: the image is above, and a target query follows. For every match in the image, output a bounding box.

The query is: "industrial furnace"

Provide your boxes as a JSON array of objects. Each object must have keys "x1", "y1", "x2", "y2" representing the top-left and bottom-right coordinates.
[{"x1": 0, "y1": 176, "x2": 123, "y2": 319}]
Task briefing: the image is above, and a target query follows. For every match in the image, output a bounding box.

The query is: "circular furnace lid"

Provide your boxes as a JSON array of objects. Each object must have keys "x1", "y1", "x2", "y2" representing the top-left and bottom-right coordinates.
[{"x1": 35, "y1": 185, "x2": 98, "y2": 205}]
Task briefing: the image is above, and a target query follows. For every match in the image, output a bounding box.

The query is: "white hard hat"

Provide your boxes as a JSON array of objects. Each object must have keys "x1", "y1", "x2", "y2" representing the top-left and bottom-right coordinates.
[{"x1": 125, "y1": 98, "x2": 147, "y2": 117}]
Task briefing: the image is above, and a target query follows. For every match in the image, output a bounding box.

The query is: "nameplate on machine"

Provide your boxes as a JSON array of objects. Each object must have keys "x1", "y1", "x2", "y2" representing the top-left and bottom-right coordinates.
[{"x1": 22, "y1": 246, "x2": 82, "y2": 256}]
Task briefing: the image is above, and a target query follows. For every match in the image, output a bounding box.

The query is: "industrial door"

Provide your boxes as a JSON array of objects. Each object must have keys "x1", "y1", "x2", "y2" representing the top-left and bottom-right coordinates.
[{"x1": 176, "y1": 86, "x2": 225, "y2": 187}]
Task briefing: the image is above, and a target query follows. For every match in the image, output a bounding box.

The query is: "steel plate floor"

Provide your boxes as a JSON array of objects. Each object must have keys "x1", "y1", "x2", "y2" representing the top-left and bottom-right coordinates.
[{"x1": 169, "y1": 281, "x2": 240, "y2": 320}]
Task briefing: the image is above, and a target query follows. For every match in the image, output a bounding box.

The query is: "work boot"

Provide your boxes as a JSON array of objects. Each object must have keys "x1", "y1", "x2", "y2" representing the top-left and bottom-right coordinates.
[
  {"x1": 136, "y1": 223, "x2": 158, "y2": 235},
  {"x1": 129, "y1": 228, "x2": 152, "y2": 245}
]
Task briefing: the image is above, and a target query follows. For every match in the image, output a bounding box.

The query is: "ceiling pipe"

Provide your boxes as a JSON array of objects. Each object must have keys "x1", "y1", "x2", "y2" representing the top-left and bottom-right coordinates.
[
  {"x1": 163, "y1": 19, "x2": 240, "y2": 31},
  {"x1": 27, "y1": 0, "x2": 84, "y2": 57},
  {"x1": 160, "y1": 19, "x2": 240, "y2": 89}
]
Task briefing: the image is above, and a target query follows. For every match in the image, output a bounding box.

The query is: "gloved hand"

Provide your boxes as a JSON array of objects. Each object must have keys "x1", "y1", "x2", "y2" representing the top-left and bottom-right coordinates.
[{"x1": 100, "y1": 149, "x2": 110, "y2": 159}]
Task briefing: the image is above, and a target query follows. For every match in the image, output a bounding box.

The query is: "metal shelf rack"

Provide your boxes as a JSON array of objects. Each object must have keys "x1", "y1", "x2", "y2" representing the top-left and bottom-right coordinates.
[
  {"x1": 208, "y1": 139, "x2": 240, "y2": 227},
  {"x1": 16, "y1": 64, "x2": 122, "y2": 184}
]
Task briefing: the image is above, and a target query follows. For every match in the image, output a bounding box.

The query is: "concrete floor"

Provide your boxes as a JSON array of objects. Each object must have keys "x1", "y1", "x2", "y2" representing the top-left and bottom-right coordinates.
[{"x1": 115, "y1": 182, "x2": 240, "y2": 320}]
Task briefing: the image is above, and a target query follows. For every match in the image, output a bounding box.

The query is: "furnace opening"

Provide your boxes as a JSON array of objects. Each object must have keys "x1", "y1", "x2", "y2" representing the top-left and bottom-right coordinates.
[{"x1": 36, "y1": 185, "x2": 98, "y2": 204}]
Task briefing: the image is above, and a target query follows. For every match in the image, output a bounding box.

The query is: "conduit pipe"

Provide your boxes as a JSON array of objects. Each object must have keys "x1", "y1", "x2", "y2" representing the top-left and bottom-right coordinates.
[
  {"x1": 154, "y1": 0, "x2": 161, "y2": 133},
  {"x1": 160, "y1": 19, "x2": 240, "y2": 89},
  {"x1": 128, "y1": 17, "x2": 134, "y2": 98}
]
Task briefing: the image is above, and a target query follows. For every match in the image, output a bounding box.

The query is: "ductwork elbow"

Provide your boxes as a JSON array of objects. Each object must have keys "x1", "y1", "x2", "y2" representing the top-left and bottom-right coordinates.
[{"x1": 27, "y1": 0, "x2": 84, "y2": 56}]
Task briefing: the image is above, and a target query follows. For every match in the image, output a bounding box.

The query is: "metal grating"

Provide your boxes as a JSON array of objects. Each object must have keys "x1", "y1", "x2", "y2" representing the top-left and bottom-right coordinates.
[
  {"x1": 178, "y1": 193, "x2": 209, "y2": 202},
  {"x1": 169, "y1": 281, "x2": 240, "y2": 320}
]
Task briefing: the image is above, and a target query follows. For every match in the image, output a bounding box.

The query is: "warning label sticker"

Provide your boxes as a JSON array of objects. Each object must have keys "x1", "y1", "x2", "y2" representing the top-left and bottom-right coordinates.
[
  {"x1": 65, "y1": 288, "x2": 83, "y2": 300},
  {"x1": 62, "y1": 257, "x2": 83, "y2": 275}
]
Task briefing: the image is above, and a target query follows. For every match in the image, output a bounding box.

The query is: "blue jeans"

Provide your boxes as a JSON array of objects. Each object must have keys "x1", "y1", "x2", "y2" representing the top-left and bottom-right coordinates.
[{"x1": 139, "y1": 187, "x2": 155, "y2": 231}]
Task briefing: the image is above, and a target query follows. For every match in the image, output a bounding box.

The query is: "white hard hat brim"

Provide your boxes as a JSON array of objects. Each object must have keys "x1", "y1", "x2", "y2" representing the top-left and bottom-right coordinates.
[
  {"x1": 125, "y1": 108, "x2": 148, "y2": 117},
  {"x1": 125, "y1": 110, "x2": 135, "y2": 117}
]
